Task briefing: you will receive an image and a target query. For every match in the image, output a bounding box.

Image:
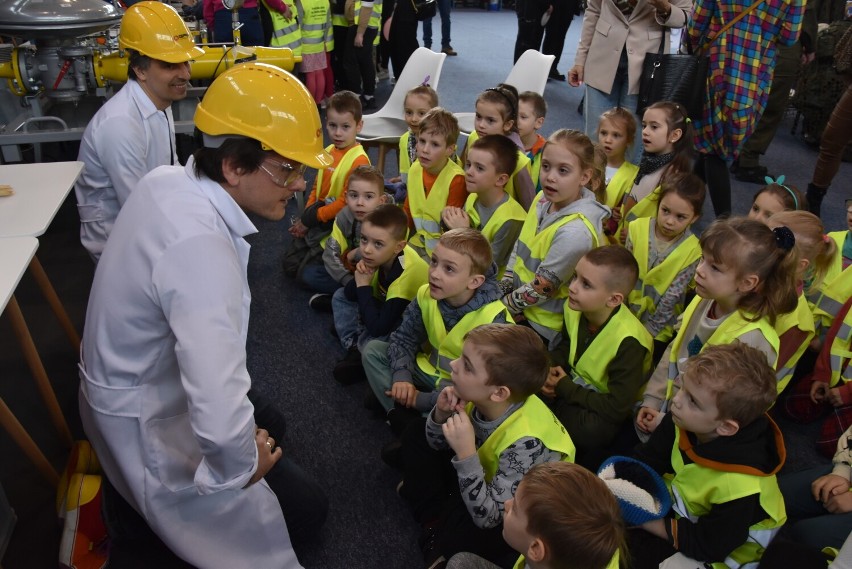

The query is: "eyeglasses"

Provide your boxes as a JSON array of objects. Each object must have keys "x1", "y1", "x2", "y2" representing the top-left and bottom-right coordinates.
[{"x1": 259, "y1": 158, "x2": 306, "y2": 187}]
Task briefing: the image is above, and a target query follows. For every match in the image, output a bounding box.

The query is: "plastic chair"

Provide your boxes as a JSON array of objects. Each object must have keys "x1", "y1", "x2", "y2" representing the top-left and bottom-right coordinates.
[
  {"x1": 455, "y1": 49, "x2": 556, "y2": 135},
  {"x1": 357, "y1": 47, "x2": 447, "y2": 173}
]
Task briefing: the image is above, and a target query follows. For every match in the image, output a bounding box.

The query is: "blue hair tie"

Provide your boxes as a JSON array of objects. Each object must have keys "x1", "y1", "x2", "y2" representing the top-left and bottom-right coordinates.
[{"x1": 764, "y1": 175, "x2": 799, "y2": 210}]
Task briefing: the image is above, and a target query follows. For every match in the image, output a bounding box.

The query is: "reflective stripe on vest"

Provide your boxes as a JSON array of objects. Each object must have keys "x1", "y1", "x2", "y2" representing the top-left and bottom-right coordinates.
[
  {"x1": 352, "y1": 0, "x2": 382, "y2": 27},
  {"x1": 809, "y1": 231, "x2": 851, "y2": 329},
  {"x1": 369, "y1": 245, "x2": 429, "y2": 301},
  {"x1": 513, "y1": 195, "x2": 599, "y2": 332},
  {"x1": 563, "y1": 304, "x2": 653, "y2": 394},
  {"x1": 299, "y1": 0, "x2": 330, "y2": 55},
  {"x1": 627, "y1": 216, "x2": 700, "y2": 343},
  {"x1": 774, "y1": 293, "x2": 816, "y2": 393},
  {"x1": 262, "y1": 0, "x2": 302, "y2": 54},
  {"x1": 470, "y1": 396, "x2": 576, "y2": 482},
  {"x1": 407, "y1": 159, "x2": 465, "y2": 257},
  {"x1": 415, "y1": 284, "x2": 511, "y2": 380},
  {"x1": 313, "y1": 143, "x2": 368, "y2": 204},
  {"x1": 604, "y1": 162, "x2": 639, "y2": 210},
  {"x1": 464, "y1": 192, "x2": 526, "y2": 278},
  {"x1": 829, "y1": 308, "x2": 852, "y2": 387},
  {"x1": 324, "y1": 213, "x2": 357, "y2": 252},
  {"x1": 665, "y1": 297, "x2": 780, "y2": 403},
  {"x1": 669, "y1": 426, "x2": 786, "y2": 569}
]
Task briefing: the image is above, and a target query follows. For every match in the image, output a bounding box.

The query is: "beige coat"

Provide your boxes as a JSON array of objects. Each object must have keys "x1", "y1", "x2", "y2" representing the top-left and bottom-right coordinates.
[{"x1": 574, "y1": 0, "x2": 691, "y2": 95}]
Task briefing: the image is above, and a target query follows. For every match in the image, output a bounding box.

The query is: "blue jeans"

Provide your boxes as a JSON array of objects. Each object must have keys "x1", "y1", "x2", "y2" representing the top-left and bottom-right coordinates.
[
  {"x1": 298, "y1": 264, "x2": 341, "y2": 295},
  {"x1": 362, "y1": 340, "x2": 438, "y2": 412},
  {"x1": 421, "y1": 0, "x2": 452, "y2": 49},
  {"x1": 213, "y1": 7, "x2": 264, "y2": 46},
  {"x1": 331, "y1": 287, "x2": 391, "y2": 350},
  {"x1": 583, "y1": 50, "x2": 642, "y2": 163},
  {"x1": 778, "y1": 464, "x2": 852, "y2": 551}
]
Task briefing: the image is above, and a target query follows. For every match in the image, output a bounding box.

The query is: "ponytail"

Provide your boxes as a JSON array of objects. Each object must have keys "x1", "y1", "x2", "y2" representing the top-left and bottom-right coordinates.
[{"x1": 646, "y1": 101, "x2": 694, "y2": 178}]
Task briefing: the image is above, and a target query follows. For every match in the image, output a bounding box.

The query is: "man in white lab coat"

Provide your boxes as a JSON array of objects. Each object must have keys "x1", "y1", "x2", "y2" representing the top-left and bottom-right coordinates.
[
  {"x1": 78, "y1": 63, "x2": 333, "y2": 568},
  {"x1": 75, "y1": 1, "x2": 202, "y2": 262}
]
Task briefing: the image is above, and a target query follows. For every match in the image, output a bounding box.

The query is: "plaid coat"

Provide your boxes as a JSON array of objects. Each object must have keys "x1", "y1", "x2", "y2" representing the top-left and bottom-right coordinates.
[{"x1": 687, "y1": 0, "x2": 804, "y2": 160}]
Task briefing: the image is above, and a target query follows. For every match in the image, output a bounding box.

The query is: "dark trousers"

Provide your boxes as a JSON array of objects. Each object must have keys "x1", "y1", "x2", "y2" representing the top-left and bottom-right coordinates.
[
  {"x1": 398, "y1": 418, "x2": 517, "y2": 567},
  {"x1": 540, "y1": 0, "x2": 575, "y2": 74},
  {"x1": 812, "y1": 82, "x2": 852, "y2": 189},
  {"x1": 344, "y1": 26, "x2": 378, "y2": 96},
  {"x1": 378, "y1": 0, "x2": 396, "y2": 69},
  {"x1": 694, "y1": 152, "x2": 731, "y2": 216},
  {"x1": 213, "y1": 7, "x2": 265, "y2": 46},
  {"x1": 514, "y1": 0, "x2": 547, "y2": 62},
  {"x1": 332, "y1": 24, "x2": 350, "y2": 89},
  {"x1": 389, "y1": 19, "x2": 420, "y2": 80}
]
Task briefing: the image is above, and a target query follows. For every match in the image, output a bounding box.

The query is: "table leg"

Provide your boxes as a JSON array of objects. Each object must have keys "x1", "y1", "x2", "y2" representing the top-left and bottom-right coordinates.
[
  {"x1": 28, "y1": 255, "x2": 81, "y2": 352},
  {"x1": 5, "y1": 296, "x2": 73, "y2": 448},
  {"x1": 0, "y1": 397, "x2": 60, "y2": 486},
  {"x1": 377, "y1": 143, "x2": 388, "y2": 173}
]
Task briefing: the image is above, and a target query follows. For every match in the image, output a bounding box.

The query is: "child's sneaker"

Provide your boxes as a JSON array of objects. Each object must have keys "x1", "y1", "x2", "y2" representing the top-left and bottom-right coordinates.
[
  {"x1": 308, "y1": 293, "x2": 332, "y2": 313},
  {"x1": 333, "y1": 347, "x2": 367, "y2": 385}
]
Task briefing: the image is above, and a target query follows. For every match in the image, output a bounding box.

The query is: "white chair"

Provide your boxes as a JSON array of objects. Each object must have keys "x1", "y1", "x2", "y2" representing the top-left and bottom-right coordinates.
[
  {"x1": 357, "y1": 47, "x2": 448, "y2": 173},
  {"x1": 455, "y1": 49, "x2": 556, "y2": 135}
]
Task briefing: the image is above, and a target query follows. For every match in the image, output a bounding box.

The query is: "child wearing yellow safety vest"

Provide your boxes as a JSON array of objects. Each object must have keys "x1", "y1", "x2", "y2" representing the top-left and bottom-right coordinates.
[
  {"x1": 501, "y1": 129, "x2": 610, "y2": 346},
  {"x1": 362, "y1": 229, "x2": 510, "y2": 415},
  {"x1": 386, "y1": 85, "x2": 439, "y2": 202},
  {"x1": 595, "y1": 107, "x2": 638, "y2": 241},
  {"x1": 545, "y1": 246, "x2": 653, "y2": 457},
  {"x1": 625, "y1": 174, "x2": 704, "y2": 357},
  {"x1": 517, "y1": 92, "x2": 547, "y2": 193},
  {"x1": 403, "y1": 108, "x2": 467, "y2": 260},
  {"x1": 636, "y1": 218, "x2": 800, "y2": 440},
  {"x1": 441, "y1": 135, "x2": 525, "y2": 278},
  {"x1": 283, "y1": 91, "x2": 369, "y2": 279},
  {"x1": 396, "y1": 324, "x2": 576, "y2": 568},
  {"x1": 631, "y1": 343, "x2": 787, "y2": 569},
  {"x1": 808, "y1": 202, "x2": 852, "y2": 342},
  {"x1": 331, "y1": 204, "x2": 429, "y2": 384},
  {"x1": 298, "y1": 0, "x2": 333, "y2": 104}
]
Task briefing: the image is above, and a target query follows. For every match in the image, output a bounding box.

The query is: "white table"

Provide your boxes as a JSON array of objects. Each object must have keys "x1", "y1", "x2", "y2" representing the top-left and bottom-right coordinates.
[
  {"x1": 0, "y1": 161, "x2": 85, "y2": 350},
  {"x1": 0, "y1": 237, "x2": 63, "y2": 486}
]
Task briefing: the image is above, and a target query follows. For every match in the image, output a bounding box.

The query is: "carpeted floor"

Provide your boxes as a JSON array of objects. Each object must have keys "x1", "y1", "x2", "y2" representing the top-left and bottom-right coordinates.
[{"x1": 0, "y1": 7, "x2": 847, "y2": 569}]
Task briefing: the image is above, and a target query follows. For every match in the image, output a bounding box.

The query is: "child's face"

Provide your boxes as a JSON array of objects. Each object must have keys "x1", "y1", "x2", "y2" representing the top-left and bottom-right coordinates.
[
  {"x1": 539, "y1": 142, "x2": 591, "y2": 210},
  {"x1": 655, "y1": 192, "x2": 698, "y2": 241},
  {"x1": 748, "y1": 191, "x2": 786, "y2": 225},
  {"x1": 567, "y1": 257, "x2": 619, "y2": 313},
  {"x1": 641, "y1": 108, "x2": 678, "y2": 155},
  {"x1": 404, "y1": 93, "x2": 433, "y2": 133},
  {"x1": 694, "y1": 252, "x2": 754, "y2": 303},
  {"x1": 449, "y1": 341, "x2": 497, "y2": 403},
  {"x1": 474, "y1": 100, "x2": 513, "y2": 138},
  {"x1": 465, "y1": 148, "x2": 508, "y2": 194},
  {"x1": 359, "y1": 221, "x2": 405, "y2": 269},
  {"x1": 428, "y1": 243, "x2": 481, "y2": 305},
  {"x1": 345, "y1": 179, "x2": 384, "y2": 221},
  {"x1": 670, "y1": 371, "x2": 726, "y2": 443},
  {"x1": 502, "y1": 483, "x2": 536, "y2": 556},
  {"x1": 326, "y1": 108, "x2": 362, "y2": 149},
  {"x1": 598, "y1": 118, "x2": 630, "y2": 163},
  {"x1": 416, "y1": 130, "x2": 455, "y2": 174},
  {"x1": 516, "y1": 100, "x2": 543, "y2": 140}
]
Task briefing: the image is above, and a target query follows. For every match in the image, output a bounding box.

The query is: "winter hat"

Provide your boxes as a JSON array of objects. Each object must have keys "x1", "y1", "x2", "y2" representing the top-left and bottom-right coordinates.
[{"x1": 597, "y1": 456, "x2": 672, "y2": 526}]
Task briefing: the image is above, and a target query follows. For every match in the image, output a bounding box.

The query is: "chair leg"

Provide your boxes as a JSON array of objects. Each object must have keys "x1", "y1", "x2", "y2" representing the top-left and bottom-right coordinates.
[
  {"x1": 28, "y1": 255, "x2": 80, "y2": 351},
  {"x1": 377, "y1": 143, "x2": 389, "y2": 173},
  {"x1": 0, "y1": 396, "x2": 60, "y2": 486}
]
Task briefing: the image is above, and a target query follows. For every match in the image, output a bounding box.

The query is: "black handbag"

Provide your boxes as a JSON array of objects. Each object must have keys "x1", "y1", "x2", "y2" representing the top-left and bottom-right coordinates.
[
  {"x1": 636, "y1": 34, "x2": 708, "y2": 117},
  {"x1": 636, "y1": 0, "x2": 765, "y2": 117},
  {"x1": 412, "y1": 0, "x2": 437, "y2": 20}
]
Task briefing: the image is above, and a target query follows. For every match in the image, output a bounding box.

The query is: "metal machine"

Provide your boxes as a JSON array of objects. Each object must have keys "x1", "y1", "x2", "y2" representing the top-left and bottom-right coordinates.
[{"x1": 0, "y1": 0, "x2": 298, "y2": 162}]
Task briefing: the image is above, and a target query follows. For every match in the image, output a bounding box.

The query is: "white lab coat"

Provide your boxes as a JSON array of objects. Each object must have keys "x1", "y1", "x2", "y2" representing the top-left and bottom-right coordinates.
[
  {"x1": 75, "y1": 79, "x2": 179, "y2": 261},
  {"x1": 78, "y1": 159, "x2": 302, "y2": 569}
]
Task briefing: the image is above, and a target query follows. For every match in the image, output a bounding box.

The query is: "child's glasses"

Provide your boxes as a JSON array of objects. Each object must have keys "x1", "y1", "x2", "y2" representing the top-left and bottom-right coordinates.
[{"x1": 260, "y1": 158, "x2": 307, "y2": 187}]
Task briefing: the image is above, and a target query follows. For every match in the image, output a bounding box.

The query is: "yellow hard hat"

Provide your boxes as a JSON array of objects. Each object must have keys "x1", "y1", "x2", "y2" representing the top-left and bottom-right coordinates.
[
  {"x1": 194, "y1": 63, "x2": 332, "y2": 169},
  {"x1": 119, "y1": 1, "x2": 204, "y2": 63}
]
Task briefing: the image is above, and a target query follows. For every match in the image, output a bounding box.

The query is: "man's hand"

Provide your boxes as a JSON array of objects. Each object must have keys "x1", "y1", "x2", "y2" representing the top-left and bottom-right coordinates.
[
  {"x1": 541, "y1": 366, "x2": 567, "y2": 398},
  {"x1": 434, "y1": 386, "x2": 467, "y2": 424},
  {"x1": 355, "y1": 31, "x2": 365, "y2": 47},
  {"x1": 442, "y1": 410, "x2": 476, "y2": 460},
  {"x1": 441, "y1": 207, "x2": 470, "y2": 230},
  {"x1": 812, "y1": 473, "x2": 851, "y2": 503},
  {"x1": 387, "y1": 382, "x2": 418, "y2": 408},
  {"x1": 636, "y1": 407, "x2": 662, "y2": 434},
  {"x1": 245, "y1": 428, "x2": 282, "y2": 487},
  {"x1": 568, "y1": 65, "x2": 584, "y2": 87}
]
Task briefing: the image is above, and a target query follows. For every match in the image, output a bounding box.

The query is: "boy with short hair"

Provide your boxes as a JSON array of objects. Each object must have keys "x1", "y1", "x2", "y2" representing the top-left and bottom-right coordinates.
[
  {"x1": 404, "y1": 107, "x2": 468, "y2": 260},
  {"x1": 544, "y1": 245, "x2": 653, "y2": 457},
  {"x1": 397, "y1": 324, "x2": 576, "y2": 567},
  {"x1": 441, "y1": 134, "x2": 526, "y2": 278},
  {"x1": 283, "y1": 90, "x2": 370, "y2": 284},
  {"x1": 518, "y1": 91, "x2": 547, "y2": 191},
  {"x1": 631, "y1": 343, "x2": 786, "y2": 569},
  {"x1": 331, "y1": 204, "x2": 429, "y2": 384},
  {"x1": 299, "y1": 165, "x2": 388, "y2": 305},
  {"x1": 362, "y1": 228, "x2": 510, "y2": 414}
]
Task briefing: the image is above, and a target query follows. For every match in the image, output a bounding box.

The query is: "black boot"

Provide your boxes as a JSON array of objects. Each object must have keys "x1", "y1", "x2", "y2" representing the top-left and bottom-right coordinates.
[{"x1": 806, "y1": 183, "x2": 827, "y2": 217}]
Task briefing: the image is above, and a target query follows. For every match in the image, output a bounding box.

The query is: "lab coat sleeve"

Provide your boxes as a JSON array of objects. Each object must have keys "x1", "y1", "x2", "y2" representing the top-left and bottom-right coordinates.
[{"x1": 153, "y1": 233, "x2": 258, "y2": 494}]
